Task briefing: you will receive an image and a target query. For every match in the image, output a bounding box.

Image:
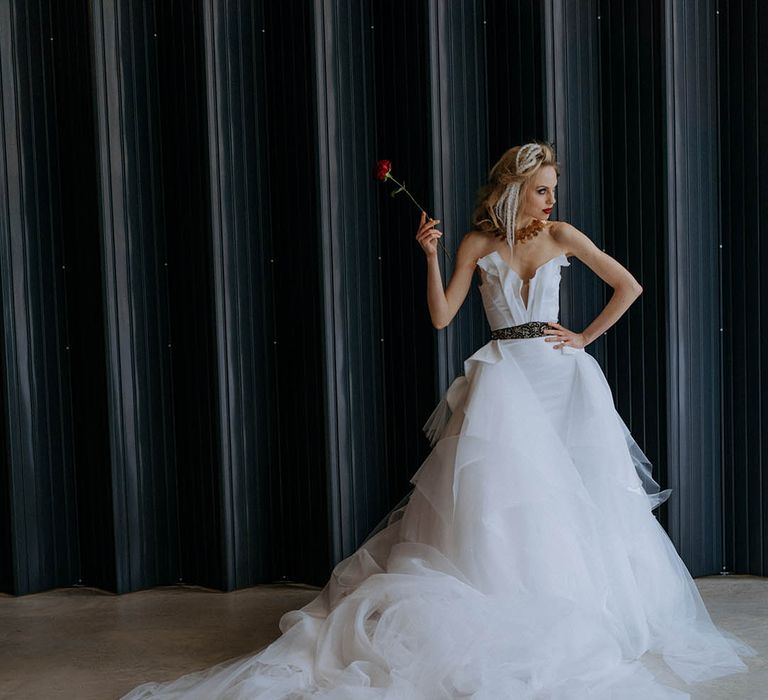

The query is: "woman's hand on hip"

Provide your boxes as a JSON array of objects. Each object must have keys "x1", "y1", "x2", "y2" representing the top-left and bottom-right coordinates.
[{"x1": 544, "y1": 322, "x2": 587, "y2": 350}]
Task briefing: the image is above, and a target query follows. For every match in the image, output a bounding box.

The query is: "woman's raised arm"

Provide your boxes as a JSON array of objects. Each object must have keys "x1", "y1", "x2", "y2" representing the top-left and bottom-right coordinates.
[{"x1": 415, "y1": 212, "x2": 486, "y2": 329}]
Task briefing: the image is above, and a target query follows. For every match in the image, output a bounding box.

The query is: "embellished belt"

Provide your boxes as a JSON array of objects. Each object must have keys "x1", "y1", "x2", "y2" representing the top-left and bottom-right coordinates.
[{"x1": 490, "y1": 321, "x2": 551, "y2": 340}]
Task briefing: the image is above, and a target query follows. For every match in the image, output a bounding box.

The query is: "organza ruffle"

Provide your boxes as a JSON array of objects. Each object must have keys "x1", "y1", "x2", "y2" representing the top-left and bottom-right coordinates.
[{"x1": 121, "y1": 337, "x2": 755, "y2": 700}]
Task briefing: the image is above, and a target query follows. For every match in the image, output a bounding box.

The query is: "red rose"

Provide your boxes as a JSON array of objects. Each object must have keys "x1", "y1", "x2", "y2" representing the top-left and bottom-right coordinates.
[
  {"x1": 373, "y1": 159, "x2": 392, "y2": 181},
  {"x1": 372, "y1": 158, "x2": 452, "y2": 262}
]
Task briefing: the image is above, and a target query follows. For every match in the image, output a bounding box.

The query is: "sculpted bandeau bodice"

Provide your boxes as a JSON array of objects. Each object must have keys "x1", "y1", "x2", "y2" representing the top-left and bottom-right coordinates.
[{"x1": 475, "y1": 250, "x2": 570, "y2": 329}]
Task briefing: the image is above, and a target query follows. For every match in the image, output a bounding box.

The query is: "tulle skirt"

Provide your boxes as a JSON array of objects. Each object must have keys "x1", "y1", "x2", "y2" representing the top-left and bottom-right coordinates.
[{"x1": 121, "y1": 337, "x2": 756, "y2": 699}]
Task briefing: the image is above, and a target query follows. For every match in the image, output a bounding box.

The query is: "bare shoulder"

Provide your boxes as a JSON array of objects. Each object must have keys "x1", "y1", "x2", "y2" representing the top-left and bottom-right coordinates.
[
  {"x1": 458, "y1": 230, "x2": 498, "y2": 265},
  {"x1": 549, "y1": 220, "x2": 643, "y2": 290},
  {"x1": 548, "y1": 220, "x2": 594, "y2": 258}
]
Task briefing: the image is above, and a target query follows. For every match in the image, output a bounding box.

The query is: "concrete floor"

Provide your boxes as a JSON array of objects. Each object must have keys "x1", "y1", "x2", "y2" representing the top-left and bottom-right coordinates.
[{"x1": 0, "y1": 575, "x2": 765, "y2": 699}]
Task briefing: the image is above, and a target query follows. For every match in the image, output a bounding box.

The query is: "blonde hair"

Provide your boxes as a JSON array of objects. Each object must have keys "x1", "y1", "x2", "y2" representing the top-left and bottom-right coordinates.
[{"x1": 471, "y1": 141, "x2": 560, "y2": 253}]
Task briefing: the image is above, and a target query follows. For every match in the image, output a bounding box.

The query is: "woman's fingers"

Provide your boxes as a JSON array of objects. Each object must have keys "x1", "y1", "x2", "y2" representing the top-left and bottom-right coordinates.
[
  {"x1": 416, "y1": 221, "x2": 441, "y2": 241},
  {"x1": 420, "y1": 231, "x2": 442, "y2": 242},
  {"x1": 415, "y1": 213, "x2": 443, "y2": 256},
  {"x1": 417, "y1": 215, "x2": 440, "y2": 231},
  {"x1": 417, "y1": 226, "x2": 435, "y2": 240}
]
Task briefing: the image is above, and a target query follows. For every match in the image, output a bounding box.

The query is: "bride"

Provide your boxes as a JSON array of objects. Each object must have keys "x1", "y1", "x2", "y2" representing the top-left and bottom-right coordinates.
[{"x1": 121, "y1": 142, "x2": 756, "y2": 699}]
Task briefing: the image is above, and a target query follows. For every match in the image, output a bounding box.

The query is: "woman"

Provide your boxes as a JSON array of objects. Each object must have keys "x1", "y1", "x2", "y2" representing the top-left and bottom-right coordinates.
[{"x1": 122, "y1": 142, "x2": 756, "y2": 699}]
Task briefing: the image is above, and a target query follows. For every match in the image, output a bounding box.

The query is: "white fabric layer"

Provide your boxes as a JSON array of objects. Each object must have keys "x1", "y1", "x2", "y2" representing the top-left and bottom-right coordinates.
[{"x1": 122, "y1": 251, "x2": 756, "y2": 699}]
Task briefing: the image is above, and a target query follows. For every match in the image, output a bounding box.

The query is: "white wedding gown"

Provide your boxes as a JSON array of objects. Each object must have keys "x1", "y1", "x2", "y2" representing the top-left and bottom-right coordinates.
[{"x1": 122, "y1": 249, "x2": 756, "y2": 699}]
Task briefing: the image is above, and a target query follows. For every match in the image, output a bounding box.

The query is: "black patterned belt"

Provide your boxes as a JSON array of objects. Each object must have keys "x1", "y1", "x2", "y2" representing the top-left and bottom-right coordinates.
[{"x1": 490, "y1": 321, "x2": 551, "y2": 340}]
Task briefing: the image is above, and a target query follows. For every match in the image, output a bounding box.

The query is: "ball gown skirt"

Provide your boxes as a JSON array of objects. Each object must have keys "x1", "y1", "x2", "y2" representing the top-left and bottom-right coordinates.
[{"x1": 121, "y1": 251, "x2": 756, "y2": 699}]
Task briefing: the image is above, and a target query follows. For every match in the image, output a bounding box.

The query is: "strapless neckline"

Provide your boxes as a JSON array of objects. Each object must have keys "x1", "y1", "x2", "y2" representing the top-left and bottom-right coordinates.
[
  {"x1": 477, "y1": 250, "x2": 570, "y2": 313},
  {"x1": 477, "y1": 250, "x2": 569, "y2": 283}
]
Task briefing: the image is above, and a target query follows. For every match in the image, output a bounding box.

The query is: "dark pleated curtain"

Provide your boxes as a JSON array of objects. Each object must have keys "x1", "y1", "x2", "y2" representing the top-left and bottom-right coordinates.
[
  {"x1": 1, "y1": 0, "x2": 765, "y2": 597},
  {"x1": 719, "y1": 0, "x2": 768, "y2": 576}
]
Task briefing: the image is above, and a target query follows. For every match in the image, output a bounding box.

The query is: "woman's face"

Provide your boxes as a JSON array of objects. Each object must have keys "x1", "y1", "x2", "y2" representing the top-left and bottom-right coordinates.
[{"x1": 519, "y1": 165, "x2": 557, "y2": 223}]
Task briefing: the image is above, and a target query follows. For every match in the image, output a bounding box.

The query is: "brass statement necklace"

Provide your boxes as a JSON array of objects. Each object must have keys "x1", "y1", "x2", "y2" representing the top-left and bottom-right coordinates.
[{"x1": 514, "y1": 218, "x2": 545, "y2": 243}]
